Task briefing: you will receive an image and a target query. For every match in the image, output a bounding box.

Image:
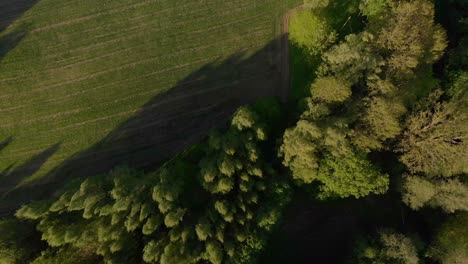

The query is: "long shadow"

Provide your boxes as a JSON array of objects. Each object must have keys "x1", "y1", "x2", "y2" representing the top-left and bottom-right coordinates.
[
  {"x1": 1, "y1": 37, "x2": 287, "y2": 211},
  {"x1": 260, "y1": 191, "x2": 433, "y2": 264},
  {"x1": 0, "y1": 143, "x2": 61, "y2": 197},
  {"x1": 0, "y1": 0, "x2": 38, "y2": 60},
  {"x1": 0, "y1": 28, "x2": 27, "y2": 60},
  {"x1": 0, "y1": 0, "x2": 39, "y2": 32},
  {"x1": 0, "y1": 136, "x2": 13, "y2": 152}
]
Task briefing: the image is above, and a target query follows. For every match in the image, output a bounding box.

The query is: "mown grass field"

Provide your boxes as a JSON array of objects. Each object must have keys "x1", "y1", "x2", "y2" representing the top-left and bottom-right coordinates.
[{"x1": 0, "y1": 0, "x2": 300, "y2": 196}]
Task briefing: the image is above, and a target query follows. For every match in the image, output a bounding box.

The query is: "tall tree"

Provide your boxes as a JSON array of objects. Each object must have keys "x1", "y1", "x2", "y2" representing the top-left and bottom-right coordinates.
[
  {"x1": 402, "y1": 175, "x2": 468, "y2": 213},
  {"x1": 399, "y1": 86, "x2": 467, "y2": 178},
  {"x1": 427, "y1": 212, "x2": 468, "y2": 264},
  {"x1": 352, "y1": 230, "x2": 420, "y2": 264},
  {"x1": 0, "y1": 218, "x2": 42, "y2": 264},
  {"x1": 13, "y1": 103, "x2": 292, "y2": 264}
]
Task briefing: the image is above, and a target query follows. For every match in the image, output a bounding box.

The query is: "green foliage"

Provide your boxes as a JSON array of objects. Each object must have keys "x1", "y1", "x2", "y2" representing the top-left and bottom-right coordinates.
[
  {"x1": 282, "y1": 0, "x2": 446, "y2": 201},
  {"x1": 16, "y1": 200, "x2": 52, "y2": 220},
  {"x1": 204, "y1": 241, "x2": 224, "y2": 264},
  {"x1": 303, "y1": 0, "x2": 329, "y2": 10},
  {"x1": 311, "y1": 0, "x2": 447, "y2": 151},
  {"x1": 319, "y1": 32, "x2": 383, "y2": 84},
  {"x1": 279, "y1": 120, "x2": 322, "y2": 183},
  {"x1": 143, "y1": 240, "x2": 165, "y2": 263},
  {"x1": 395, "y1": 41, "x2": 468, "y2": 214},
  {"x1": 0, "y1": 0, "x2": 304, "y2": 187},
  {"x1": 31, "y1": 247, "x2": 99, "y2": 264},
  {"x1": 376, "y1": 0, "x2": 447, "y2": 75},
  {"x1": 359, "y1": 0, "x2": 392, "y2": 19},
  {"x1": 398, "y1": 42, "x2": 466, "y2": 212},
  {"x1": 164, "y1": 208, "x2": 186, "y2": 228},
  {"x1": 280, "y1": 107, "x2": 389, "y2": 197},
  {"x1": 402, "y1": 175, "x2": 468, "y2": 213},
  {"x1": 2, "y1": 1, "x2": 461, "y2": 263},
  {"x1": 427, "y1": 212, "x2": 468, "y2": 264},
  {"x1": 352, "y1": 96, "x2": 406, "y2": 151},
  {"x1": 8, "y1": 102, "x2": 292, "y2": 264},
  {"x1": 317, "y1": 151, "x2": 389, "y2": 198},
  {"x1": 0, "y1": 218, "x2": 40, "y2": 264},
  {"x1": 399, "y1": 89, "x2": 468, "y2": 178},
  {"x1": 310, "y1": 77, "x2": 352, "y2": 103},
  {"x1": 353, "y1": 230, "x2": 420, "y2": 264},
  {"x1": 289, "y1": 10, "x2": 336, "y2": 56}
]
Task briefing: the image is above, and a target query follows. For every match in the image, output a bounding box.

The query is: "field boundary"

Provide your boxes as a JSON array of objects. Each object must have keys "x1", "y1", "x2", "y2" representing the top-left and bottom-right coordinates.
[
  {"x1": 0, "y1": 4, "x2": 303, "y2": 216},
  {"x1": 277, "y1": 4, "x2": 304, "y2": 102}
]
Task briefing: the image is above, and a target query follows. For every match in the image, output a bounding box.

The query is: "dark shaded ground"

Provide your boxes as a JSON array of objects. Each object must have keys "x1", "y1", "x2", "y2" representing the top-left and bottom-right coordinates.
[
  {"x1": 259, "y1": 189, "x2": 440, "y2": 264},
  {"x1": 0, "y1": 37, "x2": 288, "y2": 213},
  {"x1": 0, "y1": 27, "x2": 27, "y2": 59},
  {"x1": 260, "y1": 150, "x2": 442, "y2": 264},
  {"x1": 0, "y1": 0, "x2": 38, "y2": 61},
  {"x1": 0, "y1": 143, "x2": 60, "y2": 195},
  {"x1": 435, "y1": 0, "x2": 468, "y2": 46},
  {"x1": 0, "y1": 0, "x2": 39, "y2": 32}
]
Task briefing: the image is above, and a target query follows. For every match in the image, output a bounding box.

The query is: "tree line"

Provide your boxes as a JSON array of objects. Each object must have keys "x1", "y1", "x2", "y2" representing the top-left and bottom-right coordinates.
[{"x1": 1, "y1": 0, "x2": 466, "y2": 263}]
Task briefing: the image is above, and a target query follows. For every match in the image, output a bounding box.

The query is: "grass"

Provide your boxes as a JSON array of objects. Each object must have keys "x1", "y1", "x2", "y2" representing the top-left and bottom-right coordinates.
[
  {"x1": 287, "y1": 9, "x2": 320, "y2": 113},
  {"x1": 0, "y1": 0, "x2": 301, "y2": 188}
]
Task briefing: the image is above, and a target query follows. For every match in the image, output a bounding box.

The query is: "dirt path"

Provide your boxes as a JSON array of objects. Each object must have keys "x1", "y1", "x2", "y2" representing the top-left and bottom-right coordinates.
[{"x1": 278, "y1": 5, "x2": 304, "y2": 103}]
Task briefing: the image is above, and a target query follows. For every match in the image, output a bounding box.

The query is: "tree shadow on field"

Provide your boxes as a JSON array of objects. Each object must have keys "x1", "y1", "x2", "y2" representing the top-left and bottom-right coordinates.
[
  {"x1": 0, "y1": 0, "x2": 40, "y2": 32},
  {"x1": 0, "y1": 0, "x2": 38, "y2": 60},
  {"x1": 0, "y1": 28, "x2": 28, "y2": 60},
  {"x1": 0, "y1": 143, "x2": 61, "y2": 197},
  {"x1": 0, "y1": 136, "x2": 13, "y2": 152},
  {"x1": 1, "y1": 36, "x2": 288, "y2": 211}
]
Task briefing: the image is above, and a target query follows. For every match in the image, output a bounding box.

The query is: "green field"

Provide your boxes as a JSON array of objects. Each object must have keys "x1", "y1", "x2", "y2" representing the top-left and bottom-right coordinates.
[{"x1": 0, "y1": 0, "x2": 300, "y2": 197}]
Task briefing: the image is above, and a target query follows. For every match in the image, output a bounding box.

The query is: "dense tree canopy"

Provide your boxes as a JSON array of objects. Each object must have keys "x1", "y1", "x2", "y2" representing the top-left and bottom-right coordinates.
[
  {"x1": 352, "y1": 230, "x2": 420, "y2": 264},
  {"x1": 0, "y1": 218, "x2": 42, "y2": 264},
  {"x1": 0, "y1": 0, "x2": 465, "y2": 263},
  {"x1": 398, "y1": 32, "x2": 467, "y2": 212},
  {"x1": 399, "y1": 87, "x2": 467, "y2": 178},
  {"x1": 289, "y1": 11, "x2": 336, "y2": 57},
  {"x1": 402, "y1": 175, "x2": 468, "y2": 213},
  {"x1": 10, "y1": 104, "x2": 291, "y2": 264},
  {"x1": 427, "y1": 212, "x2": 468, "y2": 264}
]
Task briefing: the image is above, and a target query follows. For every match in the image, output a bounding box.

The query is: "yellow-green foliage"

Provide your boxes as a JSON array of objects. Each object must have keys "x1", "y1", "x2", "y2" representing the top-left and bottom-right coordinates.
[
  {"x1": 399, "y1": 88, "x2": 468, "y2": 178},
  {"x1": 310, "y1": 77, "x2": 351, "y2": 103},
  {"x1": 428, "y1": 213, "x2": 468, "y2": 264},
  {"x1": 317, "y1": 152, "x2": 389, "y2": 198},
  {"x1": 376, "y1": 0, "x2": 447, "y2": 75},
  {"x1": 289, "y1": 10, "x2": 336, "y2": 56},
  {"x1": 403, "y1": 175, "x2": 468, "y2": 213},
  {"x1": 13, "y1": 105, "x2": 292, "y2": 264},
  {"x1": 353, "y1": 230, "x2": 420, "y2": 264}
]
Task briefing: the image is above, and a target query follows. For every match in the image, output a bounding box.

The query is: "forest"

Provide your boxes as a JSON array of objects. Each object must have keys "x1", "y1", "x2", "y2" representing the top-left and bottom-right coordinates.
[{"x1": 0, "y1": 0, "x2": 467, "y2": 263}]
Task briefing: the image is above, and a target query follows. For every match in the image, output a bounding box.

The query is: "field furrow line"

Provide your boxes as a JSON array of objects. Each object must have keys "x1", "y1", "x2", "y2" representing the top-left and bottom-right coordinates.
[
  {"x1": 29, "y1": 0, "x2": 176, "y2": 34},
  {"x1": 0, "y1": 3, "x2": 265, "y2": 74},
  {"x1": 4, "y1": 70, "x2": 271, "y2": 149},
  {"x1": 39, "y1": 20, "x2": 270, "y2": 73},
  {"x1": 0, "y1": 36, "x2": 270, "y2": 102},
  {"x1": 29, "y1": 0, "x2": 258, "y2": 35},
  {"x1": 0, "y1": 30, "x2": 270, "y2": 115},
  {"x1": 1, "y1": 100, "x2": 230, "y2": 162},
  {"x1": 0, "y1": 11, "x2": 269, "y2": 84},
  {"x1": 41, "y1": 1, "x2": 259, "y2": 52}
]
